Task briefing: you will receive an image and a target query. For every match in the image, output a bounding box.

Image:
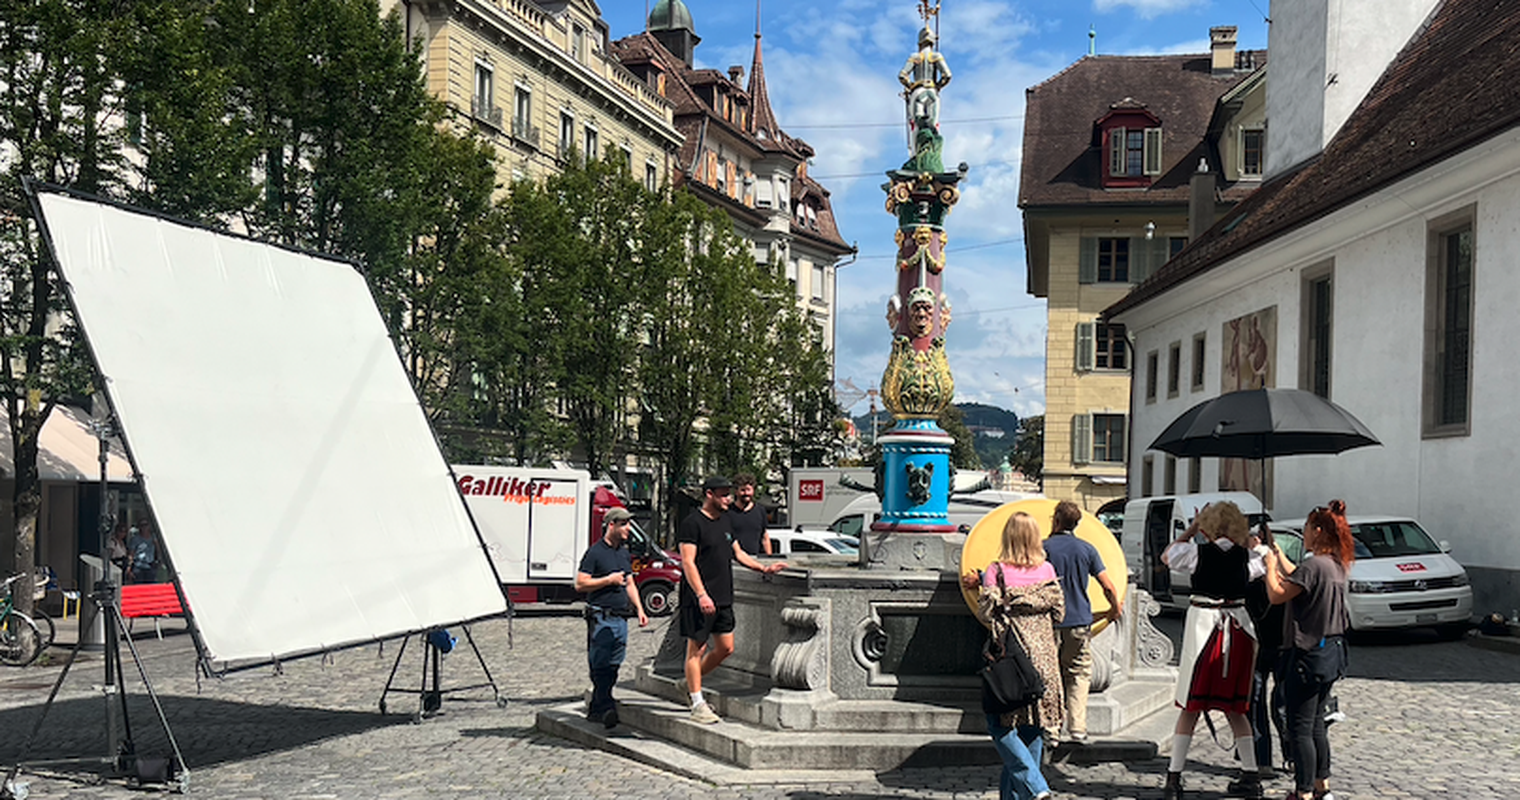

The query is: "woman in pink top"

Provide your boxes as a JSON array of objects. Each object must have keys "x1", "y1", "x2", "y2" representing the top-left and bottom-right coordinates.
[{"x1": 961, "y1": 511, "x2": 1064, "y2": 800}]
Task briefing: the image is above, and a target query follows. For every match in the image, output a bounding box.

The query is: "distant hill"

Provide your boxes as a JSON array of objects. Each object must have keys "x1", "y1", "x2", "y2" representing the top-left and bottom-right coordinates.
[{"x1": 852, "y1": 402, "x2": 1020, "y2": 469}]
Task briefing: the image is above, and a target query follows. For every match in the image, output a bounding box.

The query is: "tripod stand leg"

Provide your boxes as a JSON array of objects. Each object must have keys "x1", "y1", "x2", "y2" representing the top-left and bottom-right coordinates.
[
  {"x1": 459, "y1": 624, "x2": 507, "y2": 708},
  {"x1": 110, "y1": 602, "x2": 190, "y2": 791},
  {"x1": 2, "y1": 590, "x2": 104, "y2": 796},
  {"x1": 377, "y1": 634, "x2": 410, "y2": 715}
]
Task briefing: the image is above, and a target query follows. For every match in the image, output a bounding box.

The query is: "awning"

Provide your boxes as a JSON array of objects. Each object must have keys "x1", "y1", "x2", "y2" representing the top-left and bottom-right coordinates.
[
  {"x1": 1089, "y1": 475, "x2": 1128, "y2": 485},
  {"x1": 0, "y1": 404, "x2": 134, "y2": 482}
]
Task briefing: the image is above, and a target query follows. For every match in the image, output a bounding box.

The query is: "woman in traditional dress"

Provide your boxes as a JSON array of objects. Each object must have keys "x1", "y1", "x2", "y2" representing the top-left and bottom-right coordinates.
[
  {"x1": 961, "y1": 511, "x2": 1064, "y2": 800},
  {"x1": 1160, "y1": 501, "x2": 1265, "y2": 800},
  {"x1": 1263, "y1": 501, "x2": 1353, "y2": 800}
]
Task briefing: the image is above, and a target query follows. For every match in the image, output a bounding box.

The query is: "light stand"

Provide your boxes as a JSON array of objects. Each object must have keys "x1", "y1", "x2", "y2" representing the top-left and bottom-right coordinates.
[
  {"x1": 0, "y1": 419, "x2": 189, "y2": 798},
  {"x1": 376, "y1": 623, "x2": 506, "y2": 723}
]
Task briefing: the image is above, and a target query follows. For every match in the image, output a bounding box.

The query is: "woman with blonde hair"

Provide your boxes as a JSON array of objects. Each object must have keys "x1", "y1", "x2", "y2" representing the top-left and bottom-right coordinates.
[
  {"x1": 1263, "y1": 500, "x2": 1354, "y2": 800},
  {"x1": 961, "y1": 511, "x2": 1064, "y2": 800},
  {"x1": 1159, "y1": 500, "x2": 1266, "y2": 799}
]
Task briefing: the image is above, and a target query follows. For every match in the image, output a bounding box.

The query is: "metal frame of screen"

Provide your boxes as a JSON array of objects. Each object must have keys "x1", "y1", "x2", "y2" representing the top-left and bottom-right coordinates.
[{"x1": 28, "y1": 183, "x2": 508, "y2": 673}]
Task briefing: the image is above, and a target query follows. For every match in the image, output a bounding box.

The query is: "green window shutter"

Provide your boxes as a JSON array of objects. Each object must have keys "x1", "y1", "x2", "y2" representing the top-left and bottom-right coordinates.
[
  {"x1": 1076, "y1": 322, "x2": 1095, "y2": 371},
  {"x1": 1071, "y1": 414, "x2": 1092, "y2": 465},
  {"x1": 1108, "y1": 127, "x2": 1126, "y2": 177},
  {"x1": 1143, "y1": 127, "x2": 1163, "y2": 175},
  {"x1": 1078, "y1": 237, "x2": 1098, "y2": 284}
]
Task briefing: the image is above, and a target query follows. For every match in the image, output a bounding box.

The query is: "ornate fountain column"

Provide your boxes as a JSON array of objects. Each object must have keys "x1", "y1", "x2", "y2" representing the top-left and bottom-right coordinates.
[{"x1": 874, "y1": 5, "x2": 967, "y2": 539}]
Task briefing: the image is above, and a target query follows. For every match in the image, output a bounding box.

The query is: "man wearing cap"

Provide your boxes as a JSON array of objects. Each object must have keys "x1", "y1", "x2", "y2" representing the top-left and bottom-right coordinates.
[
  {"x1": 678, "y1": 475, "x2": 786, "y2": 724},
  {"x1": 575, "y1": 506, "x2": 647, "y2": 728}
]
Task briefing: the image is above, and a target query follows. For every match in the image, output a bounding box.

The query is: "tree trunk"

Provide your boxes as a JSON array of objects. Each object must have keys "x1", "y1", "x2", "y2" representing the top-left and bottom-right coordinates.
[{"x1": 9, "y1": 398, "x2": 43, "y2": 618}]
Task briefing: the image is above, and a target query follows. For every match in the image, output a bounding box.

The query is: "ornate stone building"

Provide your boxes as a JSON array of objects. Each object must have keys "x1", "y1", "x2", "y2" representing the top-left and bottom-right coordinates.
[
  {"x1": 382, "y1": 0, "x2": 683, "y2": 190},
  {"x1": 611, "y1": 0, "x2": 854, "y2": 354}
]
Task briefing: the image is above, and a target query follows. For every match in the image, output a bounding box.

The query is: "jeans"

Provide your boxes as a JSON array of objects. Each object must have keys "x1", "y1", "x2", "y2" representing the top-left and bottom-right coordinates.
[
  {"x1": 986, "y1": 714, "x2": 1049, "y2": 800},
  {"x1": 1249, "y1": 665, "x2": 1283, "y2": 770},
  {"x1": 586, "y1": 612, "x2": 628, "y2": 717},
  {"x1": 1283, "y1": 665, "x2": 1334, "y2": 793}
]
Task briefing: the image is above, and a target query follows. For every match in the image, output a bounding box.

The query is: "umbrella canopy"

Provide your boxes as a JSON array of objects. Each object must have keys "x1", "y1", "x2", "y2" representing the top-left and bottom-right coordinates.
[{"x1": 1149, "y1": 388, "x2": 1380, "y2": 459}]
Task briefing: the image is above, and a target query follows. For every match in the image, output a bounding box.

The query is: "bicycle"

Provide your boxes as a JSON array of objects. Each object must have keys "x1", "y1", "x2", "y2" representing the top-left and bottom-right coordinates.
[{"x1": 1, "y1": 574, "x2": 46, "y2": 667}]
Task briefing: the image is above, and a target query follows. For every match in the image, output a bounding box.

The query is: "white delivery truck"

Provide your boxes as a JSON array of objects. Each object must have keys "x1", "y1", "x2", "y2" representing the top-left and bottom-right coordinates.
[
  {"x1": 786, "y1": 467, "x2": 876, "y2": 528},
  {"x1": 454, "y1": 465, "x2": 682, "y2": 612}
]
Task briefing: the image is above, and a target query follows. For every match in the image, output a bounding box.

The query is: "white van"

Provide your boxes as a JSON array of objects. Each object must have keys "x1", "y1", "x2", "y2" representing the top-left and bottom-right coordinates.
[{"x1": 1120, "y1": 492, "x2": 1267, "y2": 609}]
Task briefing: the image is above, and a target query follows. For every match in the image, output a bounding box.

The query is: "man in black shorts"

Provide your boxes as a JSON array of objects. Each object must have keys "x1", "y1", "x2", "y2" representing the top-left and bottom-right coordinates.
[
  {"x1": 678, "y1": 475, "x2": 786, "y2": 723},
  {"x1": 727, "y1": 473, "x2": 771, "y2": 556},
  {"x1": 575, "y1": 507, "x2": 648, "y2": 728}
]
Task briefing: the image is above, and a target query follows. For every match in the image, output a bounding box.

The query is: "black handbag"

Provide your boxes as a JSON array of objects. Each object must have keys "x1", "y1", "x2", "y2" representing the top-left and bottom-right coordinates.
[
  {"x1": 978, "y1": 566, "x2": 1047, "y2": 714},
  {"x1": 1292, "y1": 634, "x2": 1348, "y2": 685}
]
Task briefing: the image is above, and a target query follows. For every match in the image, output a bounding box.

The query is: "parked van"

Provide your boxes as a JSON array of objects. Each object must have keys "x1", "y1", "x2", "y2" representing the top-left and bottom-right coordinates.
[
  {"x1": 768, "y1": 529, "x2": 859, "y2": 556},
  {"x1": 1120, "y1": 492, "x2": 1267, "y2": 609}
]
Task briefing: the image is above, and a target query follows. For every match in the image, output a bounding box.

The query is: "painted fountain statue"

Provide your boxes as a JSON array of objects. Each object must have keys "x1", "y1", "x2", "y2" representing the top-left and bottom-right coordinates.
[{"x1": 551, "y1": 2, "x2": 1180, "y2": 770}]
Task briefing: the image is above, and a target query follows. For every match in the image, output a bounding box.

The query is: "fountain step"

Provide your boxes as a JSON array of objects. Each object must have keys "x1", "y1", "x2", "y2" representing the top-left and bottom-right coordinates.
[{"x1": 538, "y1": 690, "x2": 999, "y2": 772}]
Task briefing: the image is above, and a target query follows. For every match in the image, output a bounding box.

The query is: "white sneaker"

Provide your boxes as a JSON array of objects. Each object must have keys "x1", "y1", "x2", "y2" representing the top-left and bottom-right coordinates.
[{"x1": 689, "y1": 702, "x2": 720, "y2": 724}]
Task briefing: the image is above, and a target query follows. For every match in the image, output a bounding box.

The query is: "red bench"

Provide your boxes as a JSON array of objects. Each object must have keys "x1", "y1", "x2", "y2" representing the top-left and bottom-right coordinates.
[{"x1": 120, "y1": 583, "x2": 185, "y2": 638}]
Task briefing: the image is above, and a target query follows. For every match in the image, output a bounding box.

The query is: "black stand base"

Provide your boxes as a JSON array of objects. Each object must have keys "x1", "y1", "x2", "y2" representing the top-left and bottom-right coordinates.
[
  {"x1": 377, "y1": 622, "x2": 506, "y2": 723},
  {"x1": 1, "y1": 582, "x2": 189, "y2": 797}
]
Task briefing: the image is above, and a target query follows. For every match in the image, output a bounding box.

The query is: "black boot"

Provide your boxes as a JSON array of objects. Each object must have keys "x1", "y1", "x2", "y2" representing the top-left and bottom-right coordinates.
[
  {"x1": 1226, "y1": 770, "x2": 1263, "y2": 799},
  {"x1": 1162, "y1": 771, "x2": 1184, "y2": 800}
]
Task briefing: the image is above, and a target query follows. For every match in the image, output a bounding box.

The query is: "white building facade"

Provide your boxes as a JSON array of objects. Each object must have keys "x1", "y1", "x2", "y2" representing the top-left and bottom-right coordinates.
[{"x1": 1108, "y1": 0, "x2": 1520, "y2": 614}]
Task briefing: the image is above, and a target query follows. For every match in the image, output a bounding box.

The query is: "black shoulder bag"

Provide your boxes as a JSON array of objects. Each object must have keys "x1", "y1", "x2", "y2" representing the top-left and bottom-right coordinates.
[{"x1": 979, "y1": 564, "x2": 1047, "y2": 715}]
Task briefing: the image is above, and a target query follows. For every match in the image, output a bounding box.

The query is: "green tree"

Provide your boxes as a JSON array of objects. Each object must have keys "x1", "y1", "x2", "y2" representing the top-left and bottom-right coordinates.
[
  {"x1": 0, "y1": 0, "x2": 128, "y2": 611},
  {"x1": 1009, "y1": 414, "x2": 1044, "y2": 482},
  {"x1": 938, "y1": 404, "x2": 982, "y2": 470}
]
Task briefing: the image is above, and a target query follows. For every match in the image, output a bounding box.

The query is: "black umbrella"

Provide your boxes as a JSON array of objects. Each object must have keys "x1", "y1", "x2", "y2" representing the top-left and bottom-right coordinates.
[{"x1": 1150, "y1": 388, "x2": 1380, "y2": 460}]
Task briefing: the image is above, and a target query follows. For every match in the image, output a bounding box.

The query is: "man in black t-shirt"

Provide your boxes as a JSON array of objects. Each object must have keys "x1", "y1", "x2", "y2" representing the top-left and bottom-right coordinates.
[
  {"x1": 727, "y1": 473, "x2": 771, "y2": 556},
  {"x1": 678, "y1": 475, "x2": 786, "y2": 723},
  {"x1": 575, "y1": 507, "x2": 647, "y2": 729}
]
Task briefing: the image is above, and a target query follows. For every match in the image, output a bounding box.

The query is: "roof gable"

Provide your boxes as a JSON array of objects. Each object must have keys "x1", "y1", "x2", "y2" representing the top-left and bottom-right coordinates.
[{"x1": 1107, "y1": 0, "x2": 1520, "y2": 318}]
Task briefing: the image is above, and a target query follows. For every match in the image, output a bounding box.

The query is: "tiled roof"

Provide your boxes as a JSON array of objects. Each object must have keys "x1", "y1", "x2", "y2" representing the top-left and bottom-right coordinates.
[
  {"x1": 1106, "y1": 0, "x2": 1520, "y2": 318},
  {"x1": 610, "y1": 30, "x2": 850, "y2": 253},
  {"x1": 1019, "y1": 52, "x2": 1265, "y2": 208}
]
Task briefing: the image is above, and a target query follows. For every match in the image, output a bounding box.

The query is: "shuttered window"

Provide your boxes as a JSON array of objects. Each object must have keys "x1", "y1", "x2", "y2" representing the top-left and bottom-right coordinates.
[
  {"x1": 1072, "y1": 414, "x2": 1092, "y2": 465},
  {"x1": 1143, "y1": 127, "x2": 1163, "y2": 175},
  {"x1": 1108, "y1": 126, "x2": 1126, "y2": 177},
  {"x1": 1076, "y1": 322, "x2": 1095, "y2": 371}
]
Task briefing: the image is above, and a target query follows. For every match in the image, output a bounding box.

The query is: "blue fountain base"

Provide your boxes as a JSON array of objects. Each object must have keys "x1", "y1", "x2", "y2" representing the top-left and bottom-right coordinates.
[{"x1": 872, "y1": 419, "x2": 956, "y2": 533}]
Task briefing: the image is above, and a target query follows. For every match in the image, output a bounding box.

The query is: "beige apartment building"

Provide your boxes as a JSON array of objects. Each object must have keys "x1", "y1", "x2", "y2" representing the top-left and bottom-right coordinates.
[
  {"x1": 1020, "y1": 28, "x2": 1265, "y2": 510},
  {"x1": 383, "y1": 0, "x2": 683, "y2": 191}
]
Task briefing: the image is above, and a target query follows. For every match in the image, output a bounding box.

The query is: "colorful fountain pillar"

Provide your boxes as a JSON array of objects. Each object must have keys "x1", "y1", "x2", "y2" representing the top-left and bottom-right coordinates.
[{"x1": 873, "y1": 1, "x2": 967, "y2": 536}]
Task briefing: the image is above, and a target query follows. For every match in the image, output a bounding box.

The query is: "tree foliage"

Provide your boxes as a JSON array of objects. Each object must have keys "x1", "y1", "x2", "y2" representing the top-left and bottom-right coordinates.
[{"x1": 1009, "y1": 414, "x2": 1044, "y2": 482}]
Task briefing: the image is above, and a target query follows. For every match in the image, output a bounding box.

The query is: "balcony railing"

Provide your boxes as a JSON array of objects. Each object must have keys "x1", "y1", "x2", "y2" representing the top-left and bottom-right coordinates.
[
  {"x1": 511, "y1": 117, "x2": 540, "y2": 149},
  {"x1": 470, "y1": 97, "x2": 503, "y2": 130}
]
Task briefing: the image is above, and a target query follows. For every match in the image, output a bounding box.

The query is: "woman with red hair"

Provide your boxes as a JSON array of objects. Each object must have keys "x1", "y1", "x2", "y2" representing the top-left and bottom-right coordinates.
[{"x1": 1264, "y1": 500, "x2": 1354, "y2": 800}]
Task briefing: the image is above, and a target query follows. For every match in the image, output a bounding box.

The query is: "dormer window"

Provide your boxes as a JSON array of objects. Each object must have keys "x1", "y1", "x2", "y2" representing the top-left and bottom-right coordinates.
[
  {"x1": 1108, "y1": 126, "x2": 1161, "y2": 178},
  {"x1": 1097, "y1": 101, "x2": 1162, "y2": 188}
]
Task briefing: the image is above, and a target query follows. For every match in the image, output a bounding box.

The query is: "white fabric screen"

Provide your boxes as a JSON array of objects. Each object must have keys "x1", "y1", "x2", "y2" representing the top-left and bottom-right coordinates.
[{"x1": 36, "y1": 190, "x2": 506, "y2": 665}]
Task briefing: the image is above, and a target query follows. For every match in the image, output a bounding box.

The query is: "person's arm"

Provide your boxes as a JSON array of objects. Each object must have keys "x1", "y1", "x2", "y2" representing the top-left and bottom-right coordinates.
[
  {"x1": 1160, "y1": 515, "x2": 1201, "y2": 567},
  {"x1": 1095, "y1": 569, "x2": 1123, "y2": 621},
  {"x1": 732, "y1": 541, "x2": 786, "y2": 574},
  {"x1": 574, "y1": 565, "x2": 624, "y2": 594},
  {"x1": 761, "y1": 531, "x2": 773, "y2": 555},
  {"x1": 679, "y1": 542, "x2": 714, "y2": 615},
  {"x1": 1262, "y1": 550, "x2": 1303, "y2": 604},
  {"x1": 624, "y1": 575, "x2": 647, "y2": 627}
]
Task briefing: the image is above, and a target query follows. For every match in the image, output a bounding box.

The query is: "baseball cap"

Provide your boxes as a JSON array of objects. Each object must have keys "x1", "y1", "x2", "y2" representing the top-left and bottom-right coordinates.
[
  {"x1": 701, "y1": 475, "x2": 733, "y2": 492},
  {"x1": 604, "y1": 507, "x2": 632, "y2": 523}
]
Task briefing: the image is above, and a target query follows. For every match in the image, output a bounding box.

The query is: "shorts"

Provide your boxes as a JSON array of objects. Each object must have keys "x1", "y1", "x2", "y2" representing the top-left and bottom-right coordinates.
[{"x1": 679, "y1": 602, "x2": 736, "y2": 642}]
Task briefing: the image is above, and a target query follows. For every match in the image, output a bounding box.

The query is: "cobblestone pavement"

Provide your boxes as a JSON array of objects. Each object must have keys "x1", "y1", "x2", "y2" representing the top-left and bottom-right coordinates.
[{"x1": 1, "y1": 611, "x2": 1516, "y2": 799}]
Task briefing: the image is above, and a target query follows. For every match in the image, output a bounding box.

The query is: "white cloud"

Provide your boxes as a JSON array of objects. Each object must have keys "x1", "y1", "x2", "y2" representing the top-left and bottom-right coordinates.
[
  {"x1": 1119, "y1": 36, "x2": 1210, "y2": 55},
  {"x1": 1093, "y1": 0, "x2": 1207, "y2": 20}
]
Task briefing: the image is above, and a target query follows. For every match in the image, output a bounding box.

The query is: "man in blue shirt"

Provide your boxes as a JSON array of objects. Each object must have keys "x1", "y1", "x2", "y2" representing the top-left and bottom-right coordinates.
[
  {"x1": 1043, "y1": 500, "x2": 1123, "y2": 743},
  {"x1": 575, "y1": 507, "x2": 648, "y2": 728}
]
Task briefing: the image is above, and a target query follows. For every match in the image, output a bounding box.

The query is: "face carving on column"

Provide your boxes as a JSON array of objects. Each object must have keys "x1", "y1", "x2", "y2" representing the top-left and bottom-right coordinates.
[{"x1": 908, "y1": 299, "x2": 934, "y2": 338}]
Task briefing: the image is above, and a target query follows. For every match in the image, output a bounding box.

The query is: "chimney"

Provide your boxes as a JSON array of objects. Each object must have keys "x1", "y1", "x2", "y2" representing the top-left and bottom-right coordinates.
[
  {"x1": 1189, "y1": 158, "x2": 1217, "y2": 241},
  {"x1": 728, "y1": 65, "x2": 744, "y2": 84},
  {"x1": 1210, "y1": 26, "x2": 1237, "y2": 76}
]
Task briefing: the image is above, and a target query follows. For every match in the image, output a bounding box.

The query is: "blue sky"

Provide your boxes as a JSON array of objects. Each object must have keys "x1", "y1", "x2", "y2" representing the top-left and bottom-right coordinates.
[{"x1": 597, "y1": 0, "x2": 1270, "y2": 421}]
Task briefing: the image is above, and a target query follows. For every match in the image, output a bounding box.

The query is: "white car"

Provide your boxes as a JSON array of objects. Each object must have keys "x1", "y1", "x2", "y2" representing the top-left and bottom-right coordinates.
[
  {"x1": 1272, "y1": 516, "x2": 1472, "y2": 636},
  {"x1": 767, "y1": 529, "x2": 858, "y2": 556}
]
